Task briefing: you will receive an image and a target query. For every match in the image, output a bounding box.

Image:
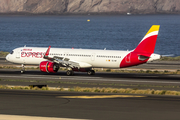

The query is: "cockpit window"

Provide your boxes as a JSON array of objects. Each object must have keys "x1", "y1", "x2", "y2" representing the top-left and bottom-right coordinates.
[{"x1": 10, "y1": 51, "x2": 14, "y2": 54}]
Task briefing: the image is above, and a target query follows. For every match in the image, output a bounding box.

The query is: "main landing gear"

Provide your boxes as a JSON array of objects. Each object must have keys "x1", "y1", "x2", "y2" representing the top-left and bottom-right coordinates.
[
  {"x1": 21, "y1": 64, "x2": 25, "y2": 74},
  {"x1": 87, "y1": 70, "x2": 95, "y2": 75},
  {"x1": 66, "y1": 68, "x2": 95, "y2": 76},
  {"x1": 66, "y1": 67, "x2": 74, "y2": 76},
  {"x1": 66, "y1": 70, "x2": 74, "y2": 76}
]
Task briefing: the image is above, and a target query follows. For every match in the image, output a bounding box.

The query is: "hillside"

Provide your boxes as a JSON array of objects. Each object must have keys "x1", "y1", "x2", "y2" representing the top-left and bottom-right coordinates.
[{"x1": 0, "y1": 0, "x2": 180, "y2": 14}]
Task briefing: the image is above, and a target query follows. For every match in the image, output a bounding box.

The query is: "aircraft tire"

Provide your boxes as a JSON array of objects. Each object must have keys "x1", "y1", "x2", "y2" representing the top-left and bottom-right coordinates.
[
  {"x1": 66, "y1": 70, "x2": 74, "y2": 76},
  {"x1": 92, "y1": 70, "x2": 95, "y2": 75},
  {"x1": 87, "y1": 70, "x2": 95, "y2": 75}
]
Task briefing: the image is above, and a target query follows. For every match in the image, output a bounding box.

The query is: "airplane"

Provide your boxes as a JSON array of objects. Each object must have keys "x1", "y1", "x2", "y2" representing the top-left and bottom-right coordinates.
[{"x1": 6, "y1": 25, "x2": 161, "y2": 76}]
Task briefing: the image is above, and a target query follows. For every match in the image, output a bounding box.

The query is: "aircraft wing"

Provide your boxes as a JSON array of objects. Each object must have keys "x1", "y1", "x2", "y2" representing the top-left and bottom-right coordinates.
[{"x1": 43, "y1": 46, "x2": 92, "y2": 68}]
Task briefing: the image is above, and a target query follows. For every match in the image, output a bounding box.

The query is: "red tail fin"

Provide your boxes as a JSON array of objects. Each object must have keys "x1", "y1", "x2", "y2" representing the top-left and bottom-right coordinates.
[
  {"x1": 120, "y1": 25, "x2": 160, "y2": 68},
  {"x1": 133, "y1": 25, "x2": 160, "y2": 53}
]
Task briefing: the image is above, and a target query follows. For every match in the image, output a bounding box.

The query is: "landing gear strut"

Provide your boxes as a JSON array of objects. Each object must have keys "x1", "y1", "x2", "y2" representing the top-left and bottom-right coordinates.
[
  {"x1": 87, "y1": 70, "x2": 95, "y2": 75},
  {"x1": 21, "y1": 64, "x2": 25, "y2": 74}
]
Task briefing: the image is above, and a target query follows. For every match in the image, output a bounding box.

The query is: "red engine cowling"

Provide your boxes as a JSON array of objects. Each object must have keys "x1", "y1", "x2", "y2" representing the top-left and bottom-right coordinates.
[{"x1": 39, "y1": 61, "x2": 59, "y2": 73}]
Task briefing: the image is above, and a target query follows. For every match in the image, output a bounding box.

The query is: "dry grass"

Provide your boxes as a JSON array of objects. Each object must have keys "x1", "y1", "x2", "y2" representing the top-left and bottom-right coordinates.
[
  {"x1": 60, "y1": 86, "x2": 180, "y2": 96},
  {"x1": 0, "y1": 51, "x2": 9, "y2": 57},
  {"x1": 160, "y1": 56, "x2": 180, "y2": 61},
  {"x1": 1, "y1": 85, "x2": 180, "y2": 96}
]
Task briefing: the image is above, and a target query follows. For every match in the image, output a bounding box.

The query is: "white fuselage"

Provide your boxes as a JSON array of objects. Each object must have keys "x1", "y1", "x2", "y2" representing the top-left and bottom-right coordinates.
[
  {"x1": 6, "y1": 47, "x2": 161, "y2": 69},
  {"x1": 6, "y1": 47, "x2": 132, "y2": 68},
  {"x1": 6, "y1": 25, "x2": 162, "y2": 72}
]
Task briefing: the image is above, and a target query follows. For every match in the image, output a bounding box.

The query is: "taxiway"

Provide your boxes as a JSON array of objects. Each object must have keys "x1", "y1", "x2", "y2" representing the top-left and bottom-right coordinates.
[
  {"x1": 0, "y1": 69, "x2": 180, "y2": 90},
  {"x1": 0, "y1": 89, "x2": 180, "y2": 120}
]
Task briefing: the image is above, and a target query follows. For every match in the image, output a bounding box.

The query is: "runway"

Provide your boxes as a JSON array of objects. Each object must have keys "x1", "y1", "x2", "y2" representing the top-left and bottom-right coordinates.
[
  {"x1": 0, "y1": 89, "x2": 180, "y2": 120},
  {"x1": 1, "y1": 57, "x2": 180, "y2": 90},
  {"x1": 1, "y1": 57, "x2": 180, "y2": 70},
  {"x1": 0, "y1": 69, "x2": 180, "y2": 90},
  {"x1": 1, "y1": 59, "x2": 180, "y2": 120}
]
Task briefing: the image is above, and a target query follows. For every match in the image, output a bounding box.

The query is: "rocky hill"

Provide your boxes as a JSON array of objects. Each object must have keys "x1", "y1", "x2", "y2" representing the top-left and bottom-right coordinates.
[{"x1": 0, "y1": 0, "x2": 179, "y2": 14}]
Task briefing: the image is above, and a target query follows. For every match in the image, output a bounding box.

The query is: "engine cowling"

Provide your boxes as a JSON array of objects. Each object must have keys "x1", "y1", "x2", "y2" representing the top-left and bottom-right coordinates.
[{"x1": 39, "y1": 61, "x2": 59, "y2": 73}]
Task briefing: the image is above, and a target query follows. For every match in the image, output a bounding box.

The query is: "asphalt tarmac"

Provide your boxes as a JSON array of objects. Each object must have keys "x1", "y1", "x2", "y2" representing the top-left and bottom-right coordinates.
[
  {"x1": 1, "y1": 58, "x2": 180, "y2": 120},
  {"x1": 1, "y1": 57, "x2": 180, "y2": 70},
  {"x1": 0, "y1": 57, "x2": 180, "y2": 90},
  {"x1": 0, "y1": 69, "x2": 180, "y2": 91},
  {"x1": 0, "y1": 89, "x2": 180, "y2": 120}
]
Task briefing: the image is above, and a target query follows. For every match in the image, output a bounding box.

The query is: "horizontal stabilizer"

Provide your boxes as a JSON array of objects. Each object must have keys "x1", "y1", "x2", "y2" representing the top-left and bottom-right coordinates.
[{"x1": 161, "y1": 54, "x2": 174, "y2": 57}]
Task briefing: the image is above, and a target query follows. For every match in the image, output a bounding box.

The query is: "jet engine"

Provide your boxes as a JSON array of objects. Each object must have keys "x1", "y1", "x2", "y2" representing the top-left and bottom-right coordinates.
[{"x1": 40, "y1": 61, "x2": 59, "y2": 73}]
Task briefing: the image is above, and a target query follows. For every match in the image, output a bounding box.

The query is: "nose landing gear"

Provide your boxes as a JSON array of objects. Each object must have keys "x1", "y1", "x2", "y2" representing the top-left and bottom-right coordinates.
[{"x1": 21, "y1": 64, "x2": 25, "y2": 73}]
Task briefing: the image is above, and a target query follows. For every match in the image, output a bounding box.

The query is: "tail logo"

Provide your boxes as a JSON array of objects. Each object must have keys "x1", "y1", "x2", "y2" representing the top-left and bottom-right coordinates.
[{"x1": 120, "y1": 25, "x2": 160, "y2": 68}]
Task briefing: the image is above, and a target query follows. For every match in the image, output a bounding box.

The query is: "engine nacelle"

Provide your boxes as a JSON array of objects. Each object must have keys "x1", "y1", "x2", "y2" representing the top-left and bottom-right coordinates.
[{"x1": 39, "y1": 61, "x2": 59, "y2": 73}]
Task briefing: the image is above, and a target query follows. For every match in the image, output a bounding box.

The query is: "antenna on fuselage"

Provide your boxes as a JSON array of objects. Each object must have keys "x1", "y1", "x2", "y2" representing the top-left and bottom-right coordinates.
[
  {"x1": 24, "y1": 45, "x2": 26, "y2": 47},
  {"x1": 104, "y1": 48, "x2": 106, "y2": 50}
]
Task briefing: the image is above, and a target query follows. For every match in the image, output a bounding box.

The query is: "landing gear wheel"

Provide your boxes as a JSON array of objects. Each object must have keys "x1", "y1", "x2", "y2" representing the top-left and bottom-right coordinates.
[
  {"x1": 87, "y1": 70, "x2": 95, "y2": 75},
  {"x1": 21, "y1": 64, "x2": 25, "y2": 74},
  {"x1": 92, "y1": 70, "x2": 95, "y2": 75},
  {"x1": 66, "y1": 70, "x2": 74, "y2": 76}
]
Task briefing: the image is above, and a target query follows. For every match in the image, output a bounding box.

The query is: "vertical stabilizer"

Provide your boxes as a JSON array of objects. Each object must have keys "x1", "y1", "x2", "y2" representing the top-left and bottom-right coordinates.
[
  {"x1": 120, "y1": 25, "x2": 160, "y2": 68},
  {"x1": 133, "y1": 25, "x2": 160, "y2": 53}
]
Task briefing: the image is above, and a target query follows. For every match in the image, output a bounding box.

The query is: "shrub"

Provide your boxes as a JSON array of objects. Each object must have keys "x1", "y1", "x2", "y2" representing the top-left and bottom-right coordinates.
[
  {"x1": 176, "y1": 70, "x2": 180, "y2": 74},
  {"x1": 94, "y1": 88, "x2": 101, "y2": 92},
  {"x1": 32, "y1": 87, "x2": 40, "y2": 90},
  {"x1": 24, "y1": 86, "x2": 30, "y2": 90},
  {"x1": 163, "y1": 70, "x2": 169, "y2": 74},
  {"x1": 0, "y1": 51, "x2": 9, "y2": 57},
  {"x1": 146, "y1": 70, "x2": 152, "y2": 73},
  {"x1": 154, "y1": 70, "x2": 159, "y2": 74},
  {"x1": 59, "y1": 87, "x2": 64, "y2": 91},
  {"x1": 106, "y1": 69, "x2": 111, "y2": 72},
  {"x1": 41, "y1": 87, "x2": 48, "y2": 90},
  {"x1": 161, "y1": 90, "x2": 166, "y2": 95}
]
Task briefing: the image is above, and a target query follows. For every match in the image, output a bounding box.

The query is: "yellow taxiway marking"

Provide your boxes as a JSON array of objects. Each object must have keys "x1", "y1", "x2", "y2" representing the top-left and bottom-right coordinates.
[
  {"x1": 0, "y1": 114, "x2": 90, "y2": 120},
  {"x1": 58, "y1": 95, "x2": 146, "y2": 99}
]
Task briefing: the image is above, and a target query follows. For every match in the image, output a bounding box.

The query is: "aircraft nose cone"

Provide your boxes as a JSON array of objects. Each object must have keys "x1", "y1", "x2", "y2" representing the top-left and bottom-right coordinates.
[
  {"x1": 6, "y1": 54, "x2": 12, "y2": 62},
  {"x1": 6, "y1": 54, "x2": 9, "y2": 61}
]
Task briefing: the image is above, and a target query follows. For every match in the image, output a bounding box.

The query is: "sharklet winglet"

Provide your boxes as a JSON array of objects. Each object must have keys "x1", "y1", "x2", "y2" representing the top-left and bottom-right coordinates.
[{"x1": 44, "y1": 46, "x2": 51, "y2": 58}]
